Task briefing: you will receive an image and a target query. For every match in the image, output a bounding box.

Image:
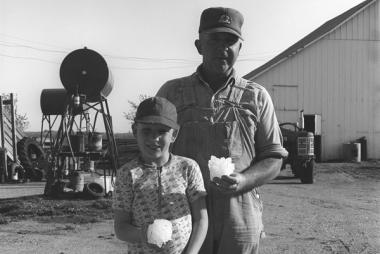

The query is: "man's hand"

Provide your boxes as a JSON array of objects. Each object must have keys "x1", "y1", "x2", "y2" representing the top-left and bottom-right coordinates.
[
  {"x1": 211, "y1": 172, "x2": 246, "y2": 194},
  {"x1": 210, "y1": 158, "x2": 283, "y2": 194}
]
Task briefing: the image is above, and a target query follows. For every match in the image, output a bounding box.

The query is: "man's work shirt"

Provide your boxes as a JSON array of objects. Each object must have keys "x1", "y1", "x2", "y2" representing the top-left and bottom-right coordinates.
[
  {"x1": 157, "y1": 67, "x2": 287, "y2": 175},
  {"x1": 157, "y1": 66, "x2": 288, "y2": 253},
  {"x1": 113, "y1": 154, "x2": 206, "y2": 254}
]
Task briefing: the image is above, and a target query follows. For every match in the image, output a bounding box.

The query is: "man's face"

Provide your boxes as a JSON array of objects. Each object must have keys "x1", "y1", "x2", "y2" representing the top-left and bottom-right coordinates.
[
  {"x1": 133, "y1": 122, "x2": 176, "y2": 164},
  {"x1": 196, "y1": 32, "x2": 242, "y2": 76}
]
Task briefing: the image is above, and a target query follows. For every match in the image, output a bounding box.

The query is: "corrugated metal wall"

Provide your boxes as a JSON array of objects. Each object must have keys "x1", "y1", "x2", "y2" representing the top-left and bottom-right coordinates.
[{"x1": 253, "y1": 0, "x2": 380, "y2": 160}]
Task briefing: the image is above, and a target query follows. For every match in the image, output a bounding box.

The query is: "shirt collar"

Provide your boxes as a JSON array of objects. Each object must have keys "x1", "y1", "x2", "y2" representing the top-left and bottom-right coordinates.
[
  {"x1": 195, "y1": 65, "x2": 237, "y2": 91},
  {"x1": 137, "y1": 153, "x2": 173, "y2": 170}
]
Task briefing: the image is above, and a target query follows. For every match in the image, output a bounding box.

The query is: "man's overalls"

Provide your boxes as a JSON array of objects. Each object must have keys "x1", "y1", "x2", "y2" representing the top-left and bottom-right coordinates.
[{"x1": 171, "y1": 77, "x2": 263, "y2": 254}]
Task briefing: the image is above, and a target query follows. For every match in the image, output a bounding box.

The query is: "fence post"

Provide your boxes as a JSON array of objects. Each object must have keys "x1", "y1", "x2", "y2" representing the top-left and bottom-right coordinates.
[
  {"x1": 0, "y1": 95, "x2": 4, "y2": 148},
  {"x1": 0, "y1": 148, "x2": 7, "y2": 183},
  {"x1": 10, "y1": 93, "x2": 18, "y2": 163}
]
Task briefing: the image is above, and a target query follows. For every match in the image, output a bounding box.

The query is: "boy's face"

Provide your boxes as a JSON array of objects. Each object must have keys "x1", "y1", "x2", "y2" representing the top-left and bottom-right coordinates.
[{"x1": 133, "y1": 122, "x2": 177, "y2": 164}]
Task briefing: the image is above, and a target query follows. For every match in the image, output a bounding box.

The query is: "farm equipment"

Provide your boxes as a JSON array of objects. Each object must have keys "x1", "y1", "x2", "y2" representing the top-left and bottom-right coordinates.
[
  {"x1": 41, "y1": 47, "x2": 119, "y2": 198},
  {"x1": 280, "y1": 110, "x2": 315, "y2": 184}
]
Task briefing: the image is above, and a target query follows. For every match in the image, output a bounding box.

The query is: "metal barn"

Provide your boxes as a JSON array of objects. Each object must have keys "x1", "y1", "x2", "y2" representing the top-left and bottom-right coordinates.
[{"x1": 244, "y1": 0, "x2": 380, "y2": 161}]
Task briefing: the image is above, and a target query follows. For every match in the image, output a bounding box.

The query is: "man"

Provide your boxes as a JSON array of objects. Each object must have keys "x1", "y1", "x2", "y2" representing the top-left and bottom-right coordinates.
[{"x1": 157, "y1": 7, "x2": 288, "y2": 254}]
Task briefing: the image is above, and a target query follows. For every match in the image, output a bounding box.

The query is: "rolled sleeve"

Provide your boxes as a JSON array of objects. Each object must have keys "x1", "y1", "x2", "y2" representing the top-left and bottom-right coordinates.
[{"x1": 255, "y1": 88, "x2": 288, "y2": 160}]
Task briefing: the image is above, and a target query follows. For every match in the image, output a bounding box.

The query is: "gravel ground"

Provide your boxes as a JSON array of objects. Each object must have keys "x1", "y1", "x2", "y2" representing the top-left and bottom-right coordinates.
[
  {"x1": 0, "y1": 161, "x2": 379, "y2": 254},
  {"x1": 260, "y1": 161, "x2": 380, "y2": 254}
]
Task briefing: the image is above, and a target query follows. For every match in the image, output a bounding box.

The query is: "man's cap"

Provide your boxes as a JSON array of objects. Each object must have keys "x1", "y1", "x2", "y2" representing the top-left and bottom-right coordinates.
[
  {"x1": 199, "y1": 7, "x2": 244, "y2": 39},
  {"x1": 134, "y1": 97, "x2": 179, "y2": 130}
]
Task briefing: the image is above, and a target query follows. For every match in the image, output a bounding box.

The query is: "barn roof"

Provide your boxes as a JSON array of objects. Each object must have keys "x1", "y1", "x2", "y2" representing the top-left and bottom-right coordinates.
[{"x1": 244, "y1": 0, "x2": 376, "y2": 80}]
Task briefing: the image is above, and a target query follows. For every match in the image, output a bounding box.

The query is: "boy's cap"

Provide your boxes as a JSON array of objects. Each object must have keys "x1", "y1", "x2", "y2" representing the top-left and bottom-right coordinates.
[
  {"x1": 135, "y1": 97, "x2": 179, "y2": 130},
  {"x1": 199, "y1": 7, "x2": 244, "y2": 40}
]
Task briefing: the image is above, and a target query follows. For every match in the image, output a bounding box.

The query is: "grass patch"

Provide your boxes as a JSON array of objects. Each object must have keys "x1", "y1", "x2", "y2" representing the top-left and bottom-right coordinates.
[{"x1": 0, "y1": 195, "x2": 113, "y2": 224}]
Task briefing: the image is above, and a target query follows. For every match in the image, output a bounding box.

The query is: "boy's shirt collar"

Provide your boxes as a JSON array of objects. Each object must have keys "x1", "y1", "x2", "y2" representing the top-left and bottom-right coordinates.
[{"x1": 137, "y1": 153, "x2": 173, "y2": 170}]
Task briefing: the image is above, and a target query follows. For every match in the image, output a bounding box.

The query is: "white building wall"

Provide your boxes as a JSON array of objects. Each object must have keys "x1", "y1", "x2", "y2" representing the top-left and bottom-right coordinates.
[{"x1": 254, "y1": 0, "x2": 380, "y2": 160}]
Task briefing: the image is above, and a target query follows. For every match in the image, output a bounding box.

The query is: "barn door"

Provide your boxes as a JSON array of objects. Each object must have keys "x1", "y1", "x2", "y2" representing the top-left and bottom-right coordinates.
[{"x1": 272, "y1": 84, "x2": 299, "y2": 123}]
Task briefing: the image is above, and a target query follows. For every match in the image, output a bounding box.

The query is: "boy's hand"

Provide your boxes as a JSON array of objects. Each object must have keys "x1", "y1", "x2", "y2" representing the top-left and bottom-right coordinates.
[
  {"x1": 139, "y1": 225, "x2": 148, "y2": 243},
  {"x1": 146, "y1": 219, "x2": 172, "y2": 247}
]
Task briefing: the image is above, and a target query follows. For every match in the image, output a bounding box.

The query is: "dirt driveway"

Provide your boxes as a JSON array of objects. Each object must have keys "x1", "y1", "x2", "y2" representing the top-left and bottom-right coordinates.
[
  {"x1": 0, "y1": 161, "x2": 379, "y2": 254},
  {"x1": 260, "y1": 161, "x2": 379, "y2": 254}
]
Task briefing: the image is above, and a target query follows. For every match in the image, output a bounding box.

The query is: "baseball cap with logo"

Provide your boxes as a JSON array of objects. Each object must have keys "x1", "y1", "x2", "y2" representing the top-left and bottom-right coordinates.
[
  {"x1": 198, "y1": 7, "x2": 244, "y2": 40},
  {"x1": 134, "y1": 97, "x2": 179, "y2": 130}
]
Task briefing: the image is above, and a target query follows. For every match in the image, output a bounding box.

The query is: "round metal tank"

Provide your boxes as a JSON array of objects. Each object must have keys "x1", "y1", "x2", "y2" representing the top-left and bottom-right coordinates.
[
  {"x1": 40, "y1": 89, "x2": 69, "y2": 115},
  {"x1": 59, "y1": 48, "x2": 113, "y2": 102}
]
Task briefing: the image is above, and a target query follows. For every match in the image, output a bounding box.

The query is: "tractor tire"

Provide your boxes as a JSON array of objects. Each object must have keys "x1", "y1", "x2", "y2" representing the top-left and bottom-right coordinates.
[
  {"x1": 83, "y1": 182, "x2": 104, "y2": 199},
  {"x1": 17, "y1": 137, "x2": 46, "y2": 181},
  {"x1": 300, "y1": 159, "x2": 315, "y2": 184}
]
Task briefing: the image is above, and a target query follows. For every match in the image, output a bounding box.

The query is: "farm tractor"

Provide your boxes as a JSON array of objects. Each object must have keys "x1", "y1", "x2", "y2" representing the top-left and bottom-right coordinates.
[{"x1": 280, "y1": 110, "x2": 315, "y2": 184}]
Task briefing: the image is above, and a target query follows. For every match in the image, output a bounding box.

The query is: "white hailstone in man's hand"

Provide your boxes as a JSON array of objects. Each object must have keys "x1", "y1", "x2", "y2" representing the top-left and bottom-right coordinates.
[
  {"x1": 146, "y1": 219, "x2": 172, "y2": 248},
  {"x1": 208, "y1": 155, "x2": 235, "y2": 180}
]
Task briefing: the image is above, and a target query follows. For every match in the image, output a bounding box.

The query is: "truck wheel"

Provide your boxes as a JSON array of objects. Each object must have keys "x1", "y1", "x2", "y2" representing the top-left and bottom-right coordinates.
[{"x1": 300, "y1": 159, "x2": 314, "y2": 184}]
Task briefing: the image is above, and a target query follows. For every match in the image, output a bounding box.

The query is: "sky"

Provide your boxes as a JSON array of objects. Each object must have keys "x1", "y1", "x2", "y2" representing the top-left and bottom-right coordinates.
[{"x1": 0, "y1": 0, "x2": 364, "y2": 133}]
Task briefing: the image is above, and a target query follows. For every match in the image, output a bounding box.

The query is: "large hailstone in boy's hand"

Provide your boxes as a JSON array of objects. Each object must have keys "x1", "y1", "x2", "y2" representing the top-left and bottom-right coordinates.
[
  {"x1": 146, "y1": 219, "x2": 172, "y2": 248},
  {"x1": 208, "y1": 155, "x2": 235, "y2": 180}
]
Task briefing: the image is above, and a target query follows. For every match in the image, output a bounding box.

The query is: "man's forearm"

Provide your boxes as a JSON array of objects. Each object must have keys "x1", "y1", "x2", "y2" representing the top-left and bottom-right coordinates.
[{"x1": 241, "y1": 157, "x2": 282, "y2": 191}]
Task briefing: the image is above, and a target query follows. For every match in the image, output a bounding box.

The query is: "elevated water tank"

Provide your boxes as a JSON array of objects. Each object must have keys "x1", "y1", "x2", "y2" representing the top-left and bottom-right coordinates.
[
  {"x1": 59, "y1": 48, "x2": 113, "y2": 102},
  {"x1": 40, "y1": 89, "x2": 69, "y2": 115}
]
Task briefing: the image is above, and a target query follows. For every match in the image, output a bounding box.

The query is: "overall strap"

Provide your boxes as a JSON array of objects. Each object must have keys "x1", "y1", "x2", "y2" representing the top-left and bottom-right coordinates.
[{"x1": 226, "y1": 77, "x2": 248, "y2": 104}]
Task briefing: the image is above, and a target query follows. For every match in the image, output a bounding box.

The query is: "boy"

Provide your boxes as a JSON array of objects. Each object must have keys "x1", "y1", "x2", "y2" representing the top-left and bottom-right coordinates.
[{"x1": 113, "y1": 97, "x2": 208, "y2": 254}]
